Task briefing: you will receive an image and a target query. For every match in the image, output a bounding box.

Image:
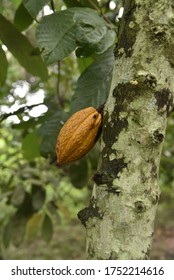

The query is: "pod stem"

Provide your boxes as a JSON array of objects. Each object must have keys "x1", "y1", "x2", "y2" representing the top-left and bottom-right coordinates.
[{"x1": 96, "y1": 102, "x2": 106, "y2": 116}]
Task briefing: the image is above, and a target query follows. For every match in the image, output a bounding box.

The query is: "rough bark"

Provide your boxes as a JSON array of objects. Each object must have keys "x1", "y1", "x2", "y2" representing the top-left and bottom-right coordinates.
[{"x1": 78, "y1": 0, "x2": 174, "y2": 259}]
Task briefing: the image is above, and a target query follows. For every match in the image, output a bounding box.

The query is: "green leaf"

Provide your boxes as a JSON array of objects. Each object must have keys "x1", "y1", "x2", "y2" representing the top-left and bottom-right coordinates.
[
  {"x1": 2, "y1": 220, "x2": 12, "y2": 248},
  {"x1": 75, "y1": 44, "x2": 96, "y2": 57},
  {"x1": 41, "y1": 214, "x2": 53, "y2": 242},
  {"x1": 63, "y1": 0, "x2": 99, "y2": 9},
  {"x1": 23, "y1": 0, "x2": 50, "y2": 18},
  {"x1": 76, "y1": 24, "x2": 107, "y2": 46},
  {"x1": 32, "y1": 185, "x2": 46, "y2": 211},
  {"x1": 95, "y1": 29, "x2": 116, "y2": 54},
  {"x1": 69, "y1": 159, "x2": 89, "y2": 188},
  {"x1": 17, "y1": 192, "x2": 34, "y2": 217},
  {"x1": 0, "y1": 5, "x2": 3, "y2": 13},
  {"x1": 11, "y1": 213, "x2": 28, "y2": 247},
  {"x1": 22, "y1": 132, "x2": 40, "y2": 161},
  {"x1": 0, "y1": 14, "x2": 48, "y2": 81},
  {"x1": 36, "y1": 9, "x2": 77, "y2": 64},
  {"x1": 74, "y1": 8, "x2": 112, "y2": 52},
  {"x1": 36, "y1": 7, "x2": 115, "y2": 63},
  {"x1": 26, "y1": 213, "x2": 43, "y2": 239},
  {"x1": 12, "y1": 0, "x2": 21, "y2": 8},
  {"x1": 71, "y1": 48, "x2": 114, "y2": 112},
  {"x1": 38, "y1": 111, "x2": 68, "y2": 158},
  {"x1": 63, "y1": 0, "x2": 82, "y2": 7},
  {"x1": 74, "y1": 8, "x2": 115, "y2": 56},
  {"x1": 11, "y1": 186, "x2": 25, "y2": 207},
  {"x1": 88, "y1": 144, "x2": 100, "y2": 170},
  {"x1": 77, "y1": 57, "x2": 94, "y2": 73},
  {"x1": 74, "y1": 7, "x2": 106, "y2": 28},
  {"x1": 80, "y1": 0, "x2": 100, "y2": 9},
  {"x1": 0, "y1": 45, "x2": 8, "y2": 85},
  {"x1": 14, "y1": 3, "x2": 33, "y2": 31}
]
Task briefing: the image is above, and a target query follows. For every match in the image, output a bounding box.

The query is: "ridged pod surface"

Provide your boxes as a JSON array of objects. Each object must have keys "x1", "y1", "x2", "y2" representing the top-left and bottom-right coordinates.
[{"x1": 56, "y1": 107, "x2": 102, "y2": 165}]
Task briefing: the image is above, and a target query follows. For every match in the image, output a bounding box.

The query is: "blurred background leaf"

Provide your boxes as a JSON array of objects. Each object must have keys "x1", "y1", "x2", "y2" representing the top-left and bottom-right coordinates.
[
  {"x1": 0, "y1": 14, "x2": 48, "y2": 81},
  {"x1": 22, "y1": 132, "x2": 40, "y2": 161},
  {"x1": 41, "y1": 213, "x2": 53, "y2": 242},
  {"x1": 14, "y1": 2, "x2": 33, "y2": 31}
]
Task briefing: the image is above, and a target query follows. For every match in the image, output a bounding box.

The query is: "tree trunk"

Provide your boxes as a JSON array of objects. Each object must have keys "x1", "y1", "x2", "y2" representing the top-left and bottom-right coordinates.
[{"x1": 78, "y1": 0, "x2": 174, "y2": 259}]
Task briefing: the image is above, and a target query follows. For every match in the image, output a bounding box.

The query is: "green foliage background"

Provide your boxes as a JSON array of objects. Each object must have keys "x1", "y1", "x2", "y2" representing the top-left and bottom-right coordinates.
[{"x1": 0, "y1": 0, "x2": 174, "y2": 259}]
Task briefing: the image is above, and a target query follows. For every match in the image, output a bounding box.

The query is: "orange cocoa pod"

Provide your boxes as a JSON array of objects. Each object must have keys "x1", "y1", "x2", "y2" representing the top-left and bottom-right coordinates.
[{"x1": 56, "y1": 107, "x2": 102, "y2": 165}]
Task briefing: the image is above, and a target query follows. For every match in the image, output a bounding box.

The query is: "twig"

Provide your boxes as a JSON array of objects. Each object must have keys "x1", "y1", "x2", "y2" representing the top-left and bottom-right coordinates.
[
  {"x1": 0, "y1": 102, "x2": 44, "y2": 122},
  {"x1": 87, "y1": 0, "x2": 113, "y2": 26},
  {"x1": 49, "y1": 2, "x2": 64, "y2": 108},
  {"x1": 56, "y1": 60, "x2": 64, "y2": 108},
  {"x1": 50, "y1": 0, "x2": 55, "y2": 12},
  {"x1": 57, "y1": 61, "x2": 60, "y2": 97}
]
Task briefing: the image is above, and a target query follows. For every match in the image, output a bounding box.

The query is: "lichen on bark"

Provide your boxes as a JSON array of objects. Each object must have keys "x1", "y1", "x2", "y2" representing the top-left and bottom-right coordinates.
[{"x1": 79, "y1": 0, "x2": 174, "y2": 259}]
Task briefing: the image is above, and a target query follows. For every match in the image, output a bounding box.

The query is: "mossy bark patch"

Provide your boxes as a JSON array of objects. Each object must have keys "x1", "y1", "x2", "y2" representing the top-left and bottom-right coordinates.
[
  {"x1": 154, "y1": 88, "x2": 173, "y2": 116},
  {"x1": 114, "y1": 0, "x2": 140, "y2": 58}
]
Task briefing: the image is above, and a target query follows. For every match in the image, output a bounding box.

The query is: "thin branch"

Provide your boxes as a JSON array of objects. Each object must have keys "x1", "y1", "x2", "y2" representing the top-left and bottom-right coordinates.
[
  {"x1": 0, "y1": 102, "x2": 44, "y2": 123},
  {"x1": 48, "y1": 1, "x2": 63, "y2": 108},
  {"x1": 49, "y1": 0, "x2": 63, "y2": 107},
  {"x1": 50, "y1": 0, "x2": 55, "y2": 12},
  {"x1": 57, "y1": 61, "x2": 60, "y2": 101},
  {"x1": 87, "y1": 0, "x2": 113, "y2": 26},
  {"x1": 56, "y1": 60, "x2": 63, "y2": 107}
]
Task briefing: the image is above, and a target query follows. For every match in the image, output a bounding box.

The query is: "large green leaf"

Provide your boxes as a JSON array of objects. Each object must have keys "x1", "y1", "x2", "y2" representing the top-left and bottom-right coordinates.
[
  {"x1": 23, "y1": 0, "x2": 50, "y2": 18},
  {"x1": 71, "y1": 48, "x2": 114, "y2": 112},
  {"x1": 75, "y1": 29, "x2": 115, "y2": 57},
  {"x1": 14, "y1": 3, "x2": 33, "y2": 31},
  {"x1": 74, "y1": 7, "x2": 107, "y2": 28},
  {"x1": 74, "y1": 7, "x2": 115, "y2": 54},
  {"x1": 36, "y1": 9, "x2": 77, "y2": 64},
  {"x1": 0, "y1": 14, "x2": 48, "y2": 81},
  {"x1": 0, "y1": 45, "x2": 8, "y2": 85},
  {"x1": 38, "y1": 111, "x2": 68, "y2": 158},
  {"x1": 36, "y1": 7, "x2": 115, "y2": 64},
  {"x1": 69, "y1": 159, "x2": 89, "y2": 188},
  {"x1": 95, "y1": 29, "x2": 116, "y2": 54},
  {"x1": 74, "y1": 8, "x2": 115, "y2": 56}
]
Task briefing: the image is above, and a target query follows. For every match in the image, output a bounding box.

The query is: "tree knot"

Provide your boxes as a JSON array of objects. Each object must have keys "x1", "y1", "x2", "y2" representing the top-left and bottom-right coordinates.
[{"x1": 134, "y1": 201, "x2": 146, "y2": 213}]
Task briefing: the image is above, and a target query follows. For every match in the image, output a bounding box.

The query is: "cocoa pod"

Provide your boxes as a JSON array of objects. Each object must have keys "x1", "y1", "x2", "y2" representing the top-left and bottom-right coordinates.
[{"x1": 56, "y1": 107, "x2": 102, "y2": 165}]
